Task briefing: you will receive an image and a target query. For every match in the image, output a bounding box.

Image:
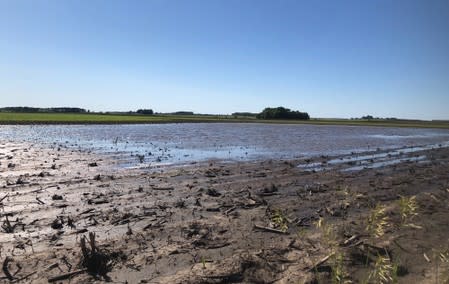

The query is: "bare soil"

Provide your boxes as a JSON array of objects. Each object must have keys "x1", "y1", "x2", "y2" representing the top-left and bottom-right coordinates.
[{"x1": 0, "y1": 141, "x2": 448, "y2": 283}]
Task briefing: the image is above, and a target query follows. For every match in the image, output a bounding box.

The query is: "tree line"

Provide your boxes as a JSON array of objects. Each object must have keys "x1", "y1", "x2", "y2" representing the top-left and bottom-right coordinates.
[
  {"x1": 0, "y1": 106, "x2": 311, "y2": 120},
  {"x1": 0, "y1": 107, "x2": 87, "y2": 113}
]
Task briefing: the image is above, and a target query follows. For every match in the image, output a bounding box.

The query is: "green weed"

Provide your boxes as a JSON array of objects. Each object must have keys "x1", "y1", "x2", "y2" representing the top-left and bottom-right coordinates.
[
  {"x1": 330, "y1": 251, "x2": 351, "y2": 284},
  {"x1": 367, "y1": 255, "x2": 394, "y2": 284},
  {"x1": 366, "y1": 205, "x2": 389, "y2": 238},
  {"x1": 271, "y1": 209, "x2": 289, "y2": 232},
  {"x1": 397, "y1": 195, "x2": 418, "y2": 225}
]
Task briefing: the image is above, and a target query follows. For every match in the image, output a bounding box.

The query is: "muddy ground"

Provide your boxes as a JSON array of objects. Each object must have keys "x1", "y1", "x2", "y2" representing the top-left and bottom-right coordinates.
[{"x1": 0, "y1": 141, "x2": 448, "y2": 283}]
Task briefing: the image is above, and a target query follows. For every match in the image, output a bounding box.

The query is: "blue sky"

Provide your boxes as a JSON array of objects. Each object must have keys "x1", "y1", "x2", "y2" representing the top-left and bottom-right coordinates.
[{"x1": 1, "y1": 0, "x2": 448, "y2": 119}]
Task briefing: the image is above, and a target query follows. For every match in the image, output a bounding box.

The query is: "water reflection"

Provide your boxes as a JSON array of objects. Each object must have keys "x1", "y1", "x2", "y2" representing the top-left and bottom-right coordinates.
[{"x1": 1, "y1": 123, "x2": 449, "y2": 168}]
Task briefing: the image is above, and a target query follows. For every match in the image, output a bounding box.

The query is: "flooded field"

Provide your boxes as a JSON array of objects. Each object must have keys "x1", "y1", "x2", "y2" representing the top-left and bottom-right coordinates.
[
  {"x1": 1, "y1": 123, "x2": 449, "y2": 283},
  {"x1": 2, "y1": 123, "x2": 449, "y2": 168}
]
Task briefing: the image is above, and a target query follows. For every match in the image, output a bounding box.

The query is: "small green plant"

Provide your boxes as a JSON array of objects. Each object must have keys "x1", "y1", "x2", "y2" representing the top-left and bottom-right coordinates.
[
  {"x1": 398, "y1": 195, "x2": 418, "y2": 225},
  {"x1": 367, "y1": 255, "x2": 394, "y2": 284},
  {"x1": 366, "y1": 205, "x2": 389, "y2": 238},
  {"x1": 391, "y1": 263, "x2": 399, "y2": 284},
  {"x1": 330, "y1": 251, "x2": 350, "y2": 284},
  {"x1": 271, "y1": 209, "x2": 289, "y2": 232},
  {"x1": 315, "y1": 218, "x2": 350, "y2": 283},
  {"x1": 201, "y1": 256, "x2": 206, "y2": 269},
  {"x1": 315, "y1": 217, "x2": 338, "y2": 248}
]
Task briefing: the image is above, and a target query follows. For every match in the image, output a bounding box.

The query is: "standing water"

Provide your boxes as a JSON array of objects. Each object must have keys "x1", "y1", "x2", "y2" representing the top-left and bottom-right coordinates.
[{"x1": 1, "y1": 123, "x2": 449, "y2": 168}]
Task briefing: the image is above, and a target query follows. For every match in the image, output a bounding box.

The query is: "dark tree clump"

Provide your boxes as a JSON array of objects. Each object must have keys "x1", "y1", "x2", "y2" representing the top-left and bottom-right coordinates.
[
  {"x1": 136, "y1": 109, "x2": 154, "y2": 115},
  {"x1": 256, "y1": 107, "x2": 310, "y2": 120},
  {"x1": 172, "y1": 111, "x2": 194, "y2": 115},
  {"x1": 231, "y1": 112, "x2": 258, "y2": 117}
]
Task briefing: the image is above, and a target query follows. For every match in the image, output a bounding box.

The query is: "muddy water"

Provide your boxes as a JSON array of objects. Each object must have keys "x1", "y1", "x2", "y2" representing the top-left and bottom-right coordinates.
[{"x1": 1, "y1": 123, "x2": 449, "y2": 167}]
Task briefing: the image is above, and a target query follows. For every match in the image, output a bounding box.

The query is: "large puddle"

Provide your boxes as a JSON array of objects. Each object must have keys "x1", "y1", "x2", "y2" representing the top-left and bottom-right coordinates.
[{"x1": 1, "y1": 123, "x2": 449, "y2": 169}]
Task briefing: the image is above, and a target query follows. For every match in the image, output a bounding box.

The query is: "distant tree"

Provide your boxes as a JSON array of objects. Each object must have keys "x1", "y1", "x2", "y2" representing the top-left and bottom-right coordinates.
[
  {"x1": 172, "y1": 111, "x2": 194, "y2": 115},
  {"x1": 136, "y1": 109, "x2": 154, "y2": 115},
  {"x1": 50, "y1": 107, "x2": 86, "y2": 113},
  {"x1": 361, "y1": 115, "x2": 374, "y2": 120},
  {"x1": 231, "y1": 112, "x2": 258, "y2": 117},
  {"x1": 256, "y1": 107, "x2": 310, "y2": 120}
]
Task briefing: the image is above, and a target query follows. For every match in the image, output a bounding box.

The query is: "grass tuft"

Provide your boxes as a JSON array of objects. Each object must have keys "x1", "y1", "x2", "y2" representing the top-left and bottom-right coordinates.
[
  {"x1": 366, "y1": 205, "x2": 389, "y2": 238},
  {"x1": 271, "y1": 209, "x2": 289, "y2": 232},
  {"x1": 367, "y1": 255, "x2": 394, "y2": 284},
  {"x1": 397, "y1": 195, "x2": 418, "y2": 225},
  {"x1": 330, "y1": 251, "x2": 351, "y2": 284}
]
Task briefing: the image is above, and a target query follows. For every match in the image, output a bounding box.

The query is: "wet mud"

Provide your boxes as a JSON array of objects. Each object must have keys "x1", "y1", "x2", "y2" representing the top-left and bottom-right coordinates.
[{"x1": 0, "y1": 140, "x2": 449, "y2": 283}]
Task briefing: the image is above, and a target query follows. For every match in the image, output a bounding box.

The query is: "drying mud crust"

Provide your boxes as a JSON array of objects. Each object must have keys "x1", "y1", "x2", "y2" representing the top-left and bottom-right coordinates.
[{"x1": 1, "y1": 141, "x2": 449, "y2": 283}]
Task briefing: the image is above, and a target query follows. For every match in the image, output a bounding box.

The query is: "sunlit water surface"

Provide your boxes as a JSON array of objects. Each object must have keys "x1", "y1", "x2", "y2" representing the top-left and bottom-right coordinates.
[{"x1": 2, "y1": 123, "x2": 449, "y2": 168}]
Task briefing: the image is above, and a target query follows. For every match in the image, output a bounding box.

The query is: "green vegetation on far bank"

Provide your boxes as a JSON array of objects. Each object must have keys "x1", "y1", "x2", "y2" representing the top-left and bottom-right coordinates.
[
  {"x1": 0, "y1": 112, "x2": 238, "y2": 124},
  {"x1": 0, "y1": 112, "x2": 448, "y2": 129}
]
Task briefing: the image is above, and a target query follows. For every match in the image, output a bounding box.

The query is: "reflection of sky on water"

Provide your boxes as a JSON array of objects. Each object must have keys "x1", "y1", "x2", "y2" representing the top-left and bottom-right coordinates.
[
  {"x1": 298, "y1": 141, "x2": 449, "y2": 172},
  {"x1": 1, "y1": 123, "x2": 449, "y2": 167}
]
